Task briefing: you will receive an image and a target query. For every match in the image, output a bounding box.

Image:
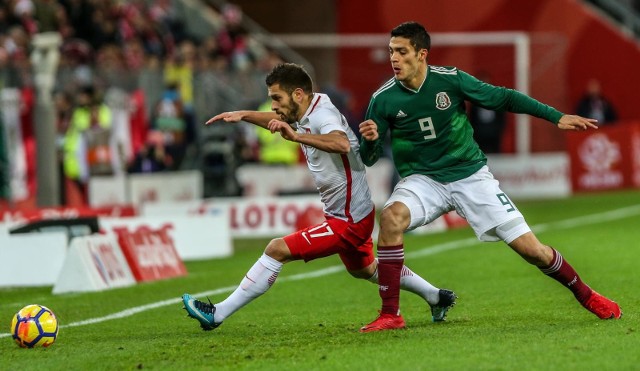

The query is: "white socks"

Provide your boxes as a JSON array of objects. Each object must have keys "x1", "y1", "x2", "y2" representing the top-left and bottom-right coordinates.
[
  {"x1": 213, "y1": 256, "x2": 439, "y2": 323},
  {"x1": 367, "y1": 263, "x2": 440, "y2": 305},
  {"x1": 214, "y1": 253, "x2": 283, "y2": 323}
]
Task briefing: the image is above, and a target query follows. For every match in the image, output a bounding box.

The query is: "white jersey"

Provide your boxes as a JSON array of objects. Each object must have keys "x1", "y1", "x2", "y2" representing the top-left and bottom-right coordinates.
[{"x1": 296, "y1": 93, "x2": 374, "y2": 223}]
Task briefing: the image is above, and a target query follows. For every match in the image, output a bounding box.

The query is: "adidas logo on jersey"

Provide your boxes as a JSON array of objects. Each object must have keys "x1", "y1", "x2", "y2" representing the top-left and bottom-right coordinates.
[{"x1": 396, "y1": 110, "x2": 407, "y2": 118}]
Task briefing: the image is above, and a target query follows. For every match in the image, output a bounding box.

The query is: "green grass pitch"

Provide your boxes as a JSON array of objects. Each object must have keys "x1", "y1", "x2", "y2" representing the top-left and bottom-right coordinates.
[{"x1": 1, "y1": 189, "x2": 639, "y2": 370}]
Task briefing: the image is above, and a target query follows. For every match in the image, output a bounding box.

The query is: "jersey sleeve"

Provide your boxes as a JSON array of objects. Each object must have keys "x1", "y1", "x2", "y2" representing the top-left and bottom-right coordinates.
[
  {"x1": 359, "y1": 96, "x2": 389, "y2": 166},
  {"x1": 458, "y1": 70, "x2": 564, "y2": 124},
  {"x1": 313, "y1": 107, "x2": 345, "y2": 135}
]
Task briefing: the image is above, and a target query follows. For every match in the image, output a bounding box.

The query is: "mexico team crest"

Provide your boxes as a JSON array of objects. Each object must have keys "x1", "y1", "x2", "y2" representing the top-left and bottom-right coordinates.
[{"x1": 435, "y1": 92, "x2": 451, "y2": 110}]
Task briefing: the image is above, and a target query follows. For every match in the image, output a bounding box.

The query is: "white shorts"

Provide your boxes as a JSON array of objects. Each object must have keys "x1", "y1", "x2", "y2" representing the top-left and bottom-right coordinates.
[{"x1": 385, "y1": 166, "x2": 530, "y2": 243}]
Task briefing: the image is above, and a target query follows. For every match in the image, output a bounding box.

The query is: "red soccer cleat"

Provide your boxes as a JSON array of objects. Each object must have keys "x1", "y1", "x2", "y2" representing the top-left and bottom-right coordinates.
[
  {"x1": 582, "y1": 290, "x2": 622, "y2": 319},
  {"x1": 360, "y1": 313, "x2": 406, "y2": 333}
]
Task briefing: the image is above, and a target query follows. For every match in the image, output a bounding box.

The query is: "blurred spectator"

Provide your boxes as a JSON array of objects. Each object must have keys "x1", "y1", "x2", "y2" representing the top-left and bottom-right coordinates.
[
  {"x1": 118, "y1": 0, "x2": 167, "y2": 57},
  {"x1": 469, "y1": 72, "x2": 506, "y2": 153},
  {"x1": 128, "y1": 130, "x2": 167, "y2": 173},
  {"x1": 5, "y1": 25, "x2": 30, "y2": 59},
  {"x1": 0, "y1": 5, "x2": 13, "y2": 35},
  {"x1": 58, "y1": 38, "x2": 94, "y2": 90},
  {"x1": 32, "y1": 0, "x2": 61, "y2": 33},
  {"x1": 0, "y1": 44, "x2": 21, "y2": 89},
  {"x1": 201, "y1": 34, "x2": 222, "y2": 60},
  {"x1": 62, "y1": 85, "x2": 112, "y2": 204},
  {"x1": 149, "y1": 0, "x2": 185, "y2": 44},
  {"x1": 123, "y1": 37, "x2": 147, "y2": 71},
  {"x1": 87, "y1": 6, "x2": 118, "y2": 49},
  {"x1": 575, "y1": 79, "x2": 618, "y2": 125},
  {"x1": 123, "y1": 87, "x2": 150, "y2": 165},
  {"x1": 59, "y1": 0, "x2": 95, "y2": 42},
  {"x1": 54, "y1": 89, "x2": 73, "y2": 139},
  {"x1": 13, "y1": 0, "x2": 38, "y2": 35},
  {"x1": 216, "y1": 4, "x2": 253, "y2": 72},
  {"x1": 164, "y1": 39, "x2": 197, "y2": 147},
  {"x1": 138, "y1": 51, "x2": 163, "y2": 120},
  {"x1": 150, "y1": 83, "x2": 186, "y2": 169},
  {"x1": 164, "y1": 39, "x2": 195, "y2": 110},
  {"x1": 94, "y1": 43, "x2": 133, "y2": 92},
  {"x1": 53, "y1": 90, "x2": 72, "y2": 202},
  {"x1": 78, "y1": 87, "x2": 113, "y2": 178}
]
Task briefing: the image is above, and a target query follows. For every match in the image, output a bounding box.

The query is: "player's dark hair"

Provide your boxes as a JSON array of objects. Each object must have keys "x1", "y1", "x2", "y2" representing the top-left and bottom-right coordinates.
[
  {"x1": 391, "y1": 21, "x2": 431, "y2": 52},
  {"x1": 265, "y1": 63, "x2": 313, "y2": 95}
]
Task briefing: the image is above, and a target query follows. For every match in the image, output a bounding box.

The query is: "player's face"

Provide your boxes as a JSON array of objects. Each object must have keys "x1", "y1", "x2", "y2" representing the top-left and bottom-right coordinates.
[
  {"x1": 389, "y1": 36, "x2": 428, "y2": 87},
  {"x1": 268, "y1": 83, "x2": 300, "y2": 124}
]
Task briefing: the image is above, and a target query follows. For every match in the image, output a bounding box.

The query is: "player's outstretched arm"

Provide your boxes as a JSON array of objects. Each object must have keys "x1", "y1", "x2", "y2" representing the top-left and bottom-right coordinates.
[
  {"x1": 268, "y1": 119, "x2": 350, "y2": 154},
  {"x1": 205, "y1": 111, "x2": 279, "y2": 129},
  {"x1": 557, "y1": 114, "x2": 599, "y2": 131},
  {"x1": 206, "y1": 111, "x2": 245, "y2": 125}
]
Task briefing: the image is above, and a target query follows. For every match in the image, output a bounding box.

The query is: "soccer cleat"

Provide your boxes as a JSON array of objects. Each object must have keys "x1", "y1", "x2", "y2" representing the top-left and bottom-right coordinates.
[
  {"x1": 182, "y1": 294, "x2": 222, "y2": 330},
  {"x1": 581, "y1": 290, "x2": 622, "y2": 319},
  {"x1": 430, "y1": 289, "x2": 457, "y2": 322},
  {"x1": 360, "y1": 312, "x2": 406, "y2": 333}
]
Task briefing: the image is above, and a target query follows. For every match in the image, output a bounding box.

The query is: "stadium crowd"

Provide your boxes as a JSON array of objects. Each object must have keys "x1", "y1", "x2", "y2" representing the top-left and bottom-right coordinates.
[{"x1": 0, "y1": 0, "x2": 293, "y2": 205}]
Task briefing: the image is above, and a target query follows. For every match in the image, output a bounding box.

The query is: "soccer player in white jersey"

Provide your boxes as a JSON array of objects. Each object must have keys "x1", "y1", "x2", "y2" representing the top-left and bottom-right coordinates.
[
  {"x1": 358, "y1": 22, "x2": 621, "y2": 332},
  {"x1": 182, "y1": 63, "x2": 456, "y2": 331}
]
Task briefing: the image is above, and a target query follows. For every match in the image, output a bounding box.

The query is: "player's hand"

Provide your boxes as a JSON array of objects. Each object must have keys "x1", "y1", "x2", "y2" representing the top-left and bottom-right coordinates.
[
  {"x1": 205, "y1": 111, "x2": 244, "y2": 125},
  {"x1": 359, "y1": 119, "x2": 379, "y2": 141},
  {"x1": 268, "y1": 119, "x2": 298, "y2": 142},
  {"x1": 557, "y1": 115, "x2": 599, "y2": 131}
]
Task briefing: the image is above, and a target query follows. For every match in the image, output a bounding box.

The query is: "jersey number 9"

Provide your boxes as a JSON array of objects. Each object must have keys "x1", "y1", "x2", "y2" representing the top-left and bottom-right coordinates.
[{"x1": 419, "y1": 117, "x2": 437, "y2": 140}]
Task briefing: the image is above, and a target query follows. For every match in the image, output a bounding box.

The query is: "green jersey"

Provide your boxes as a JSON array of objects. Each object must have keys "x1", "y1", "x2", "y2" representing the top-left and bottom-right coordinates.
[{"x1": 360, "y1": 66, "x2": 564, "y2": 182}]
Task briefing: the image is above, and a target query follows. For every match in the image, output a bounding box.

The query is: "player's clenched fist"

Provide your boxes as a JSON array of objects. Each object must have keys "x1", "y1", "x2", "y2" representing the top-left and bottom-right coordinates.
[
  {"x1": 267, "y1": 119, "x2": 286, "y2": 133},
  {"x1": 359, "y1": 119, "x2": 379, "y2": 141},
  {"x1": 268, "y1": 119, "x2": 297, "y2": 141}
]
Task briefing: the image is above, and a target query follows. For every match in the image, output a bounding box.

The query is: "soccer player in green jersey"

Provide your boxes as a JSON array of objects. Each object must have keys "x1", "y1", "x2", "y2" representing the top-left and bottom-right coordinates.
[{"x1": 358, "y1": 21, "x2": 622, "y2": 332}]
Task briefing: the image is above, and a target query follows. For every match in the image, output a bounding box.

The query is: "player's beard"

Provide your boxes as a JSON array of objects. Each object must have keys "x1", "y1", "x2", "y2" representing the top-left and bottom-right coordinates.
[{"x1": 280, "y1": 99, "x2": 300, "y2": 124}]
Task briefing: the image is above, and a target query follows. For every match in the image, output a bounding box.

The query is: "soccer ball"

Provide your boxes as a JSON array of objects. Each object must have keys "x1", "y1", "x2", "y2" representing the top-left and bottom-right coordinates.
[{"x1": 10, "y1": 304, "x2": 59, "y2": 348}]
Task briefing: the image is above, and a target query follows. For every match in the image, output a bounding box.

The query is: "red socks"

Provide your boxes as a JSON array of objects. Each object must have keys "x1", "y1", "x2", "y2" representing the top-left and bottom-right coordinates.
[
  {"x1": 540, "y1": 248, "x2": 592, "y2": 303},
  {"x1": 377, "y1": 245, "x2": 405, "y2": 314}
]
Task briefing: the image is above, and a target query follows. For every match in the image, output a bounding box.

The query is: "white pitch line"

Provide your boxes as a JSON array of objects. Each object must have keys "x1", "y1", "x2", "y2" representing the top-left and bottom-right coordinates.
[
  {"x1": 1, "y1": 204, "x2": 639, "y2": 338},
  {"x1": 531, "y1": 204, "x2": 640, "y2": 233}
]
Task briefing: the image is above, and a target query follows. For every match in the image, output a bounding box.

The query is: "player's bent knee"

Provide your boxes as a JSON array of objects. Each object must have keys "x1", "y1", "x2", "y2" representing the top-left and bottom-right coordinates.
[
  {"x1": 347, "y1": 263, "x2": 377, "y2": 279},
  {"x1": 348, "y1": 270, "x2": 370, "y2": 279},
  {"x1": 379, "y1": 202, "x2": 410, "y2": 233},
  {"x1": 264, "y1": 238, "x2": 292, "y2": 263},
  {"x1": 507, "y1": 232, "x2": 550, "y2": 265}
]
